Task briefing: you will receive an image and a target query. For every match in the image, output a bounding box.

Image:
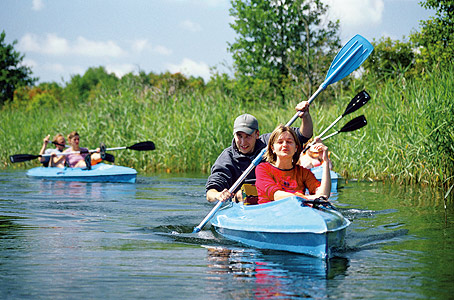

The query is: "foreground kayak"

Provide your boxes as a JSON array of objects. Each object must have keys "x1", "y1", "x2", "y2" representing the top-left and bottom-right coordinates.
[
  {"x1": 311, "y1": 166, "x2": 340, "y2": 191},
  {"x1": 210, "y1": 196, "x2": 350, "y2": 259},
  {"x1": 26, "y1": 163, "x2": 137, "y2": 183}
]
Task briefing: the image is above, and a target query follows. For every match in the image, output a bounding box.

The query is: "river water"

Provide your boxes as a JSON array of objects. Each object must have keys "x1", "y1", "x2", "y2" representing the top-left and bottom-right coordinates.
[{"x1": 0, "y1": 169, "x2": 453, "y2": 299}]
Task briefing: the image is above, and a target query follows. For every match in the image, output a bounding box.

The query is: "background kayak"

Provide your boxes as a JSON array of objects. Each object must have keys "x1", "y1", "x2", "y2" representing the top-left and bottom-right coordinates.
[
  {"x1": 26, "y1": 163, "x2": 137, "y2": 183},
  {"x1": 311, "y1": 166, "x2": 339, "y2": 191}
]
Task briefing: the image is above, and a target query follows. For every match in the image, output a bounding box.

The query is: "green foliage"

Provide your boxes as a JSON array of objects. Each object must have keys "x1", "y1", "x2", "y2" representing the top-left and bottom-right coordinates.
[
  {"x1": 411, "y1": 0, "x2": 454, "y2": 70},
  {"x1": 0, "y1": 30, "x2": 37, "y2": 105},
  {"x1": 327, "y1": 65, "x2": 454, "y2": 189},
  {"x1": 63, "y1": 66, "x2": 119, "y2": 104},
  {"x1": 7, "y1": 82, "x2": 63, "y2": 111},
  {"x1": 229, "y1": 0, "x2": 340, "y2": 102},
  {"x1": 363, "y1": 37, "x2": 416, "y2": 82},
  {"x1": 2, "y1": 67, "x2": 454, "y2": 194}
]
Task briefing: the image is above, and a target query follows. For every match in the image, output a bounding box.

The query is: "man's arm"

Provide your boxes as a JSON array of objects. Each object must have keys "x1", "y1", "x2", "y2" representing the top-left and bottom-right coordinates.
[{"x1": 295, "y1": 101, "x2": 313, "y2": 139}]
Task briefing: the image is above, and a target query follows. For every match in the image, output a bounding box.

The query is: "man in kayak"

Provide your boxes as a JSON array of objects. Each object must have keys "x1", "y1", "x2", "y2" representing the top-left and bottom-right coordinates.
[{"x1": 205, "y1": 101, "x2": 313, "y2": 203}]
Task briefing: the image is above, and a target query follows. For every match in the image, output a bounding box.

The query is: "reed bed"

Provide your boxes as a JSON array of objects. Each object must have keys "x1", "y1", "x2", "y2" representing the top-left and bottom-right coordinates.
[{"x1": 1, "y1": 68, "x2": 453, "y2": 190}]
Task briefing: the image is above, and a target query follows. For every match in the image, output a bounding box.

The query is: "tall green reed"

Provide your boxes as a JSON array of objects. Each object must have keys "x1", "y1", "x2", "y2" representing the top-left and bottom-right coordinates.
[{"x1": 1, "y1": 68, "x2": 453, "y2": 191}]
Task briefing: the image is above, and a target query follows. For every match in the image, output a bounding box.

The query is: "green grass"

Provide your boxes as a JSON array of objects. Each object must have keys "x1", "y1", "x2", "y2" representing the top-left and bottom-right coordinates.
[{"x1": 1, "y1": 68, "x2": 453, "y2": 192}]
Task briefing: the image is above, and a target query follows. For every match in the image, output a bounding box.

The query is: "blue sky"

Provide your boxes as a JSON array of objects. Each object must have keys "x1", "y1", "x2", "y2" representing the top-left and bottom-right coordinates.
[{"x1": 1, "y1": 0, "x2": 434, "y2": 84}]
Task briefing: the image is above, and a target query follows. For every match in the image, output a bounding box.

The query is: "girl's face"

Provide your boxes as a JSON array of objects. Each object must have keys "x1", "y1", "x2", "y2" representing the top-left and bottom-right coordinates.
[
  {"x1": 272, "y1": 131, "x2": 297, "y2": 159},
  {"x1": 70, "y1": 136, "x2": 80, "y2": 147}
]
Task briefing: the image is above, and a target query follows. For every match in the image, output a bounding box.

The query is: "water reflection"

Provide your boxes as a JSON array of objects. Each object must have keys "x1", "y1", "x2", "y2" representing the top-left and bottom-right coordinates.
[
  {"x1": 35, "y1": 180, "x2": 137, "y2": 201},
  {"x1": 205, "y1": 246, "x2": 349, "y2": 299}
]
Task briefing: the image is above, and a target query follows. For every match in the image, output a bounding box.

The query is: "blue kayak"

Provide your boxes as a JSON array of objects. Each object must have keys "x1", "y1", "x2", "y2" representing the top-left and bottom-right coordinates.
[
  {"x1": 26, "y1": 163, "x2": 137, "y2": 183},
  {"x1": 310, "y1": 166, "x2": 340, "y2": 191},
  {"x1": 210, "y1": 196, "x2": 350, "y2": 259}
]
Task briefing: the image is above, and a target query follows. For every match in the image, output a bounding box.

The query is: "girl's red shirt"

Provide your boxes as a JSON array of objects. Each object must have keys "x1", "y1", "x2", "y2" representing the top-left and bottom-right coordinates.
[{"x1": 255, "y1": 162, "x2": 321, "y2": 204}]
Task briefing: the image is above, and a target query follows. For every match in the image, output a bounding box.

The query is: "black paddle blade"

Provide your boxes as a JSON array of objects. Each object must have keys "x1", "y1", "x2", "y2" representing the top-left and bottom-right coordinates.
[
  {"x1": 9, "y1": 154, "x2": 40, "y2": 163},
  {"x1": 127, "y1": 141, "x2": 155, "y2": 151},
  {"x1": 103, "y1": 153, "x2": 115, "y2": 163},
  {"x1": 52, "y1": 141, "x2": 66, "y2": 147},
  {"x1": 343, "y1": 90, "x2": 371, "y2": 116},
  {"x1": 339, "y1": 115, "x2": 367, "y2": 133}
]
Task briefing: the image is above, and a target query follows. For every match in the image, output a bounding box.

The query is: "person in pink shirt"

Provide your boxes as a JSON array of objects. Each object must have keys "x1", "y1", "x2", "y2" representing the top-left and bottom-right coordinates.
[
  {"x1": 64, "y1": 131, "x2": 101, "y2": 168},
  {"x1": 255, "y1": 125, "x2": 331, "y2": 204}
]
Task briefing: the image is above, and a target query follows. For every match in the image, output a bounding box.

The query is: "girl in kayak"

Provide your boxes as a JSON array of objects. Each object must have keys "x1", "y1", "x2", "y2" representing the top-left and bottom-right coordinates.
[
  {"x1": 64, "y1": 131, "x2": 102, "y2": 168},
  {"x1": 39, "y1": 134, "x2": 66, "y2": 168},
  {"x1": 255, "y1": 125, "x2": 331, "y2": 204}
]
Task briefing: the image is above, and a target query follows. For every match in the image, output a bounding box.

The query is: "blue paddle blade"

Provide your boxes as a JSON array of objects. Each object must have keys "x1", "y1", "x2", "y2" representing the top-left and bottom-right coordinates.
[{"x1": 321, "y1": 34, "x2": 373, "y2": 89}]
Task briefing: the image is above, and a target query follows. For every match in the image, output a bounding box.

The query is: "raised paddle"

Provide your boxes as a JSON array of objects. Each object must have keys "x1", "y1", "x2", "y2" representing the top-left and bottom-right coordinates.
[
  {"x1": 192, "y1": 34, "x2": 373, "y2": 233},
  {"x1": 303, "y1": 115, "x2": 368, "y2": 154},
  {"x1": 302, "y1": 91, "x2": 371, "y2": 153},
  {"x1": 318, "y1": 90, "x2": 370, "y2": 138},
  {"x1": 319, "y1": 115, "x2": 367, "y2": 142},
  {"x1": 9, "y1": 141, "x2": 156, "y2": 163},
  {"x1": 285, "y1": 34, "x2": 373, "y2": 126}
]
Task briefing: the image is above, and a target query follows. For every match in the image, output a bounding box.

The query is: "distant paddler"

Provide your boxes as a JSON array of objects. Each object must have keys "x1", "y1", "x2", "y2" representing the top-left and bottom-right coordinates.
[{"x1": 38, "y1": 134, "x2": 67, "y2": 168}]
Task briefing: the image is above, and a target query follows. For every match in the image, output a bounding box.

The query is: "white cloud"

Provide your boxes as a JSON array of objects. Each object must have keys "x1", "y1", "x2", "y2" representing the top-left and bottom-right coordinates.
[
  {"x1": 154, "y1": 45, "x2": 172, "y2": 56},
  {"x1": 105, "y1": 63, "x2": 137, "y2": 78},
  {"x1": 181, "y1": 20, "x2": 202, "y2": 32},
  {"x1": 167, "y1": 58, "x2": 211, "y2": 81},
  {"x1": 45, "y1": 63, "x2": 65, "y2": 73},
  {"x1": 32, "y1": 0, "x2": 44, "y2": 11},
  {"x1": 171, "y1": 0, "x2": 229, "y2": 7},
  {"x1": 73, "y1": 36, "x2": 124, "y2": 57},
  {"x1": 44, "y1": 34, "x2": 70, "y2": 55},
  {"x1": 324, "y1": 0, "x2": 384, "y2": 27},
  {"x1": 132, "y1": 39, "x2": 149, "y2": 53},
  {"x1": 18, "y1": 33, "x2": 125, "y2": 57},
  {"x1": 21, "y1": 58, "x2": 37, "y2": 69},
  {"x1": 131, "y1": 39, "x2": 172, "y2": 56}
]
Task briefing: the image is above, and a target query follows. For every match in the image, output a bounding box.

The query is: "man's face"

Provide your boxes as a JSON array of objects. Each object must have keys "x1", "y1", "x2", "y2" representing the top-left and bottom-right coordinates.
[{"x1": 234, "y1": 130, "x2": 259, "y2": 154}]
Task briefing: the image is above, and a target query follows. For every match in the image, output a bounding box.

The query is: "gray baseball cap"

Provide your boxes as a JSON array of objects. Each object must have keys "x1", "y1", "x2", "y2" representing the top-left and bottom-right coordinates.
[{"x1": 233, "y1": 114, "x2": 259, "y2": 135}]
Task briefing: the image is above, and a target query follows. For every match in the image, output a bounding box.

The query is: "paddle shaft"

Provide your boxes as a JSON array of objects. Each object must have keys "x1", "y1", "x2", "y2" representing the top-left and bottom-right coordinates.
[
  {"x1": 301, "y1": 114, "x2": 346, "y2": 153},
  {"x1": 286, "y1": 85, "x2": 324, "y2": 126},
  {"x1": 193, "y1": 148, "x2": 266, "y2": 233}
]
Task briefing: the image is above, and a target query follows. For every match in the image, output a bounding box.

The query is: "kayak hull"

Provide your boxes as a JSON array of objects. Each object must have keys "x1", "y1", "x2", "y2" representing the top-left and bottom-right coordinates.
[
  {"x1": 26, "y1": 163, "x2": 137, "y2": 183},
  {"x1": 210, "y1": 196, "x2": 350, "y2": 259}
]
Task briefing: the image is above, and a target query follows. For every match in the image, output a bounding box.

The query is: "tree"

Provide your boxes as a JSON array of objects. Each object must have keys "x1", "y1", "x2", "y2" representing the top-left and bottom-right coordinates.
[
  {"x1": 63, "y1": 66, "x2": 118, "y2": 103},
  {"x1": 411, "y1": 0, "x2": 454, "y2": 70},
  {"x1": 362, "y1": 37, "x2": 416, "y2": 81},
  {"x1": 0, "y1": 30, "x2": 37, "y2": 105},
  {"x1": 228, "y1": 0, "x2": 340, "y2": 101}
]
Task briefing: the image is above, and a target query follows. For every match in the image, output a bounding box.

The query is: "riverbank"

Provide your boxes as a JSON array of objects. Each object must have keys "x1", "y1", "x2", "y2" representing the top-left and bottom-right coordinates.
[{"x1": 1, "y1": 68, "x2": 453, "y2": 191}]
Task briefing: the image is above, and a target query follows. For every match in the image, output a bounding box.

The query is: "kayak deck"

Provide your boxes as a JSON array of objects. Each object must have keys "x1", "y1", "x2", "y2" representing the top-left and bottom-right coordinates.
[
  {"x1": 210, "y1": 196, "x2": 350, "y2": 258},
  {"x1": 26, "y1": 163, "x2": 137, "y2": 183}
]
